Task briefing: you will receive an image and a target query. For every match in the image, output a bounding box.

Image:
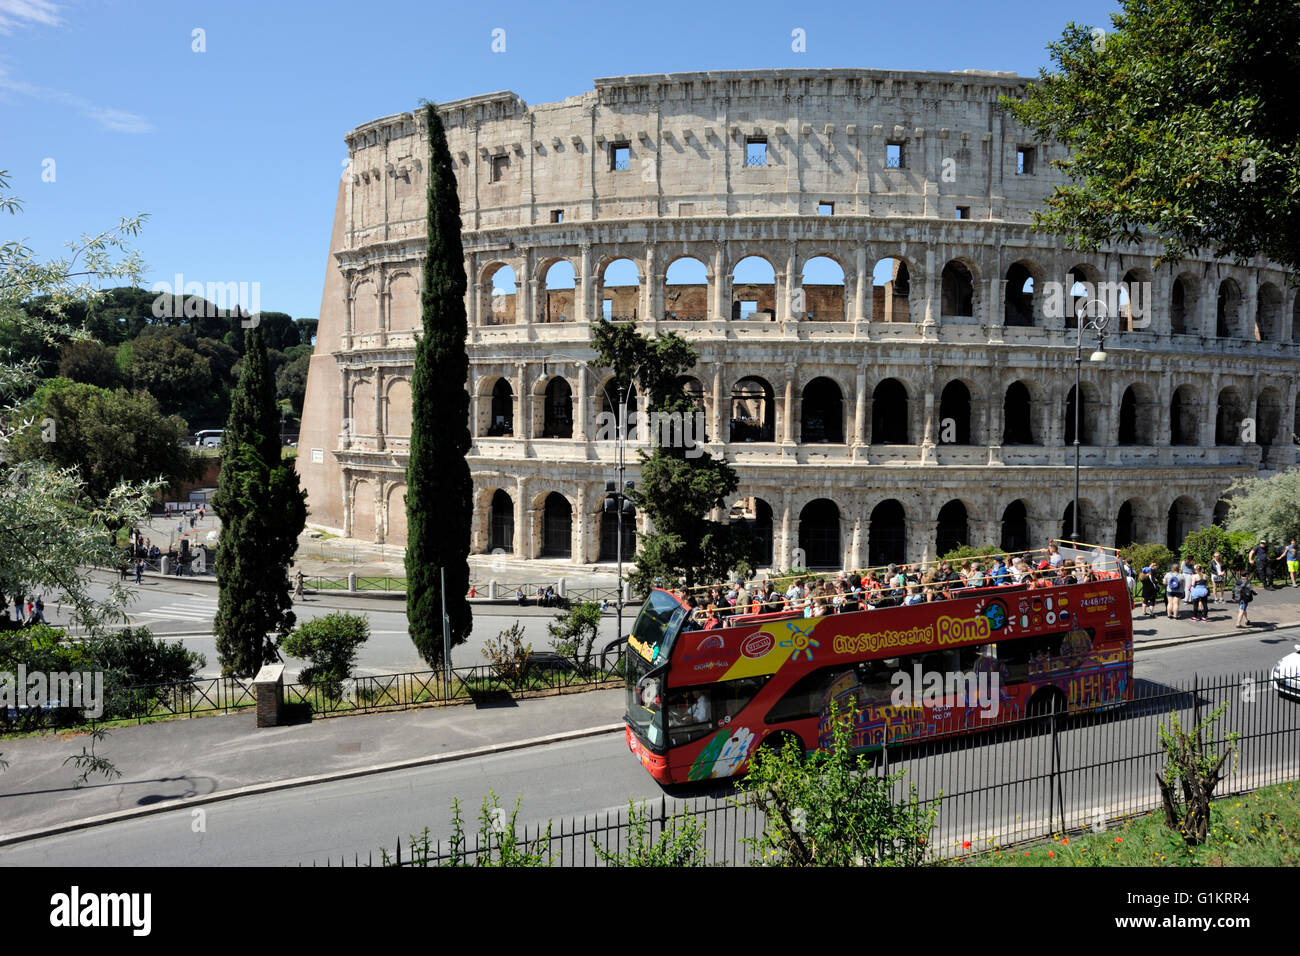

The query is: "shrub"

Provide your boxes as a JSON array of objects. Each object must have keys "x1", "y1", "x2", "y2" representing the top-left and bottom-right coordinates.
[
  {"x1": 1156, "y1": 702, "x2": 1238, "y2": 846},
  {"x1": 591, "y1": 801, "x2": 708, "y2": 866},
  {"x1": 1121, "y1": 542, "x2": 1175, "y2": 577},
  {"x1": 481, "y1": 622, "x2": 531, "y2": 689},
  {"x1": 547, "y1": 601, "x2": 603, "y2": 671},
  {"x1": 1179, "y1": 525, "x2": 1245, "y2": 574},
  {"x1": 732, "y1": 703, "x2": 939, "y2": 866},
  {"x1": 280, "y1": 612, "x2": 370, "y2": 700},
  {"x1": 940, "y1": 543, "x2": 1003, "y2": 562}
]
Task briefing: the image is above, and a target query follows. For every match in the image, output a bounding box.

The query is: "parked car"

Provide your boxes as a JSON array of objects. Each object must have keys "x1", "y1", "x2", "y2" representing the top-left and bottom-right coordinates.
[{"x1": 1273, "y1": 644, "x2": 1300, "y2": 701}]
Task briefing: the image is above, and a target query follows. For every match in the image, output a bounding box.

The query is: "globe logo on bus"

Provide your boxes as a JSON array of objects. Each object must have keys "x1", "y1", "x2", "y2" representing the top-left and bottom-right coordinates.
[{"x1": 982, "y1": 600, "x2": 1009, "y2": 632}]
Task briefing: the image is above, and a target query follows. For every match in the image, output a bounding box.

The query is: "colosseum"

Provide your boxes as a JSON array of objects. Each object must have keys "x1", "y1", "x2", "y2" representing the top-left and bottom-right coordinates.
[{"x1": 296, "y1": 68, "x2": 1300, "y2": 572}]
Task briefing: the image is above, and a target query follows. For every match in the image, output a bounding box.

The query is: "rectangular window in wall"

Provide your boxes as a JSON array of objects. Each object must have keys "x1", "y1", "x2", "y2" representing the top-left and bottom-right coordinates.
[
  {"x1": 955, "y1": 206, "x2": 970, "y2": 219},
  {"x1": 551, "y1": 209, "x2": 563, "y2": 223},
  {"x1": 1017, "y1": 147, "x2": 1035, "y2": 175},
  {"x1": 610, "y1": 143, "x2": 631, "y2": 171},
  {"x1": 490, "y1": 154, "x2": 509, "y2": 182},
  {"x1": 886, "y1": 142, "x2": 904, "y2": 169},
  {"x1": 745, "y1": 138, "x2": 768, "y2": 167},
  {"x1": 678, "y1": 202, "x2": 695, "y2": 216},
  {"x1": 738, "y1": 301, "x2": 758, "y2": 320},
  {"x1": 817, "y1": 201, "x2": 834, "y2": 216}
]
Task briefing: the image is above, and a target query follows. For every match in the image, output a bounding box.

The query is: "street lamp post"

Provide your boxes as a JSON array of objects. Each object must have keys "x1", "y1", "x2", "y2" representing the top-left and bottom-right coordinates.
[
  {"x1": 1071, "y1": 304, "x2": 1111, "y2": 543},
  {"x1": 603, "y1": 369, "x2": 642, "y2": 646}
]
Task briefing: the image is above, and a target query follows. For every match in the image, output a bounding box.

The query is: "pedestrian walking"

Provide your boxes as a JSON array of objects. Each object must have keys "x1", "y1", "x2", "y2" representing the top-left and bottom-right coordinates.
[
  {"x1": 189, "y1": 513, "x2": 196, "y2": 529},
  {"x1": 1232, "y1": 573, "x2": 1255, "y2": 627},
  {"x1": 1139, "y1": 567, "x2": 1158, "y2": 617},
  {"x1": 1188, "y1": 566, "x2": 1210, "y2": 621},
  {"x1": 1278, "y1": 539, "x2": 1298, "y2": 588},
  {"x1": 32, "y1": 594, "x2": 46, "y2": 624},
  {"x1": 1210, "y1": 552, "x2": 1227, "y2": 602},
  {"x1": 293, "y1": 570, "x2": 306, "y2": 601},
  {"x1": 12, "y1": 595, "x2": 24, "y2": 624},
  {"x1": 135, "y1": 560, "x2": 144, "y2": 585},
  {"x1": 1248, "y1": 540, "x2": 1273, "y2": 590},
  {"x1": 1163, "y1": 563, "x2": 1184, "y2": 620}
]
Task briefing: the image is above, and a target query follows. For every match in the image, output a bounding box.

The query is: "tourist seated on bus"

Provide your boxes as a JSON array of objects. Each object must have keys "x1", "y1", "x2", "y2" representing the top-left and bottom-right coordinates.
[{"x1": 704, "y1": 606, "x2": 721, "y2": 630}]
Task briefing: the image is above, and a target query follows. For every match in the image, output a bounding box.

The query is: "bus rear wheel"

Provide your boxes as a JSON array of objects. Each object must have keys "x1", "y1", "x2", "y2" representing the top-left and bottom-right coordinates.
[{"x1": 1027, "y1": 688, "x2": 1066, "y2": 720}]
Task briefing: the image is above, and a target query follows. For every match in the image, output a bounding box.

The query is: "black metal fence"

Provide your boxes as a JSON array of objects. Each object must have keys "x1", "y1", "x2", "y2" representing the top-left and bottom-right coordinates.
[
  {"x1": 0, "y1": 657, "x2": 624, "y2": 732},
  {"x1": 333, "y1": 670, "x2": 1300, "y2": 866}
]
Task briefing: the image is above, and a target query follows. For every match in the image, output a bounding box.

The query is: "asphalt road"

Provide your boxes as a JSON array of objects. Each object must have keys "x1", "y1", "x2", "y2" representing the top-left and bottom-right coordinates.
[
  {"x1": 1, "y1": 630, "x2": 1295, "y2": 866},
  {"x1": 48, "y1": 575, "x2": 626, "y2": 680}
]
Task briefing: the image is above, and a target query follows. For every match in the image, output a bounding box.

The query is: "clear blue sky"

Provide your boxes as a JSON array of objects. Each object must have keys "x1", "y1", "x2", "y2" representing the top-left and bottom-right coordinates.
[{"x1": 1, "y1": 0, "x2": 1125, "y2": 320}]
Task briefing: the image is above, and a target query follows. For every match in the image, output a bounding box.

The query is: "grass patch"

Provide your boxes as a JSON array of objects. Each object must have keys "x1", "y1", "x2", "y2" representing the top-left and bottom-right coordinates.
[{"x1": 952, "y1": 781, "x2": 1300, "y2": 866}]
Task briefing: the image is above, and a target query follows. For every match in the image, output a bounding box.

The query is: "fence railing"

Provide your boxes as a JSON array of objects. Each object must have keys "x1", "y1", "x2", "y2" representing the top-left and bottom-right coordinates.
[
  {"x1": 333, "y1": 670, "x2": 1300, "y2": 866},
  {"x1": 0, "y1": 657, "x2": 625, "y2": 733}
]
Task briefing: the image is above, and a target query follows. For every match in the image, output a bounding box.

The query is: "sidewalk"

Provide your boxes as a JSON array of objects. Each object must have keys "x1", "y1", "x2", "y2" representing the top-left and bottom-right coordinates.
[{"x1": 4, "y1": 584, "x2": 1299, "y2": 847}]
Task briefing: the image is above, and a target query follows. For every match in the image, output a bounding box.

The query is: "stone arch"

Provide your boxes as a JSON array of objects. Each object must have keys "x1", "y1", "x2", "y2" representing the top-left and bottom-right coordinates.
[
  {"x1": 1117, "y1": 382, "x2": 1155, "y2": 446},
  {"x1": 800, "y1": 376, "x2": 844, "y2": 443},
  {"x1": 799, "y1": 254, "x2": 846, "y2": 321},
  {"x1": 540, "y1": 258, "x2": 576, "y2": 323},
  {"x1": 1066, "y1": 262, "x2": 1103, "y2": 330},
  {"x1": 730, "y1": 375, "x2": 776, "y2": 442},
  {"x1": 386, "y1": 482, "x2": 407, "y2": 542},
  {"x1": 482, "y1": 263, "x2": 517, "y2": 325},
  {"x1": 938, "y1": 379, "x2": 973, "y2": 444},
  {"x1": 940, "y1": 259, "x2": 975, "y2": 317},
  {"x1": 541, "y1": 376, "x2": 574, "y2": 439},
  {"x1": 1119, "y1": 267, "x2": 1152, "y2": 332},
  {"x1": 1166, "y1": 495, "x2": 1200, "y2": 551},
  {"x1": 1060, "y1": 498, "x2": 1100, "y2": 543},
  {"x1": 598, "y1": 379, "x2": 639, "y2": 441},
  {"x1": 1000, "y1": 499, "x2": 1030, "y2": 553},
  {"x1": 1170, "y1": 385, "x2": 1199, "y2": 446},
  {"x1": 349, "y1": 376, "x2": 375, "y2": 438},
  {"x1": 488, "y1": 488, "x2": 514, "y2": 553},
  {"x1": 1215, "y1": 386, "x2": 1246, "y2": 446},
  {"x1": 484, "y1": 377, "x2": 514, "y2": 436},
  {"x1": 351, "y1": 477, "x2": 376, "y2": 541},
  {"x1": 732, "y1": 255, "x2": 777, "y2": 321},
  {"x1": 352, "y1": 278, "x2": 379, "y2": 334},
  {"x1": 1256, "y1": 387, "x2": 1283, "y2": 447},
  {"x1": 1002, "y1": 380, "x2": 1036, "y2": 444},
  {"x1": 1064, "y1": 381, "x2": 1102, "y2": 445},
  {"x1": 538, "y1": 491, "x2": 573, "y2": 559},
  {"x1": 1216, "y1": 277, "x2": 1242, "y2": 337},
  {"x1": 385, "y1": 377, "x2": 412, "y2": 438},
  {"x1": 598, "y1": 505, "x2": 637, "y2": 562},
  {"x1": 872, "y1": 256, "x2": 913, "y2": 323},
  {"x1": 1257, "y1": 282, "x2": 1283, "y2": 342},
  {"x1": 935, "y1": 499, "x2": 971, "y2": 556},
  {"x1": 599, "y1": 257, "x2": 641, "y2": 322},
  {"x1": 1004, "y1": 260, "x2": 1040, "y2": 327},
  {"x1": 387, "y1": 272, "x2": 420, "y2": 332},
  {"x1": 868, "y1": 499, "x2": 907, "y2": 567},
  {"x1": 798, "y1": 498, "x2": 842, "y2": 569},
  {"x1": 664, "y1": 256, "x2": 709, "y2": 321},
  {"x1": 871, "y1": 378, "x2": 909, "y2": 444}
]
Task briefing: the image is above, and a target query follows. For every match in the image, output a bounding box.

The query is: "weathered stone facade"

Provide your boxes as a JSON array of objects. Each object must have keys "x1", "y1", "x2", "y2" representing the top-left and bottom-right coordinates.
[{"x1": 297, "y1": 69, "x2": 1300, "y2": 570}]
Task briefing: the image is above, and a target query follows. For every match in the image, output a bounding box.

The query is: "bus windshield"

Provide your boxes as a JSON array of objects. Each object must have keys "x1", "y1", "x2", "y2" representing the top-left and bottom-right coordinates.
[
  {"x1": 628, "y1": 589, "x2": 688, "y2": 663},
  {"x1": 624, "y1": 589, "x2": 689, "y2": 748}
]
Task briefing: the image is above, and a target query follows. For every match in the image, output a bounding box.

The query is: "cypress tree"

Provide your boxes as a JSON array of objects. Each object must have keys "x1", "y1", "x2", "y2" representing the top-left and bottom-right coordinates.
[
  {"x1": 405, "y1": 102, "x2": 473, "y2": 667},
  {"x1": 211, "y1": 327, "x2": 307, "y2": 676}
]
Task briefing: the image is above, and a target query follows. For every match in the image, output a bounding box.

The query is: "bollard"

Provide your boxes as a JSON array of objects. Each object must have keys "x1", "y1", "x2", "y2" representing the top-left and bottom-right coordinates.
[
  {"x1": 160, "y1": 556, "x2": 171, "y2": 576},
  {"x1": 253, "y1": 663, "x2": 285, "y2": 728},
  {"x1": 623, "y1": 581, "x2": 632, "y2": 603},
  {"x1": 488, "y1": 580, "x2": 498, "y2": 600},
  {"x1": 347, "y1": 572, "x2": 357, "y2": 593}
]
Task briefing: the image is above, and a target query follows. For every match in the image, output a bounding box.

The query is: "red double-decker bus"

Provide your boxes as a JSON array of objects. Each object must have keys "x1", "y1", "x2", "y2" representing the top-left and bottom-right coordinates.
[{"x1": 624, "y1": 541, "x2": 1133, "y2": 784}]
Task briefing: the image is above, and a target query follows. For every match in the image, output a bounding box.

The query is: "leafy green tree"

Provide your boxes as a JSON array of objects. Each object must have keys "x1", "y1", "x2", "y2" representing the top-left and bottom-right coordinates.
[
  {"x1": 8, "y1": 380, "x2": 196, "y2": 502},
  {"x1": 281, "y1": 612, "x2": 370, "y2": 699},
  {"x1": 733, "y1": 705, "x2": 938, "y2": 866},
  {"x1": 275, "y1": 350, "x2": 310, "y2": 417},
  {"x1": 547, "y1": 601, "x2": 603, "y2": 671},
  {"x1": 591, "y1": 320, "x2": 756, "y2": 592},
  {"x1": 1004, "y1": 0, "x2": 1300, "y2": 272},
  {"x1": 1179, "y1": 525, "x2": 1247, "y2": 574},
  {"x1": 1121, "y1": 541, "x2": 1176, "y2": 576},
  {"x1": 57, "y1": 339, "x2": 119, "y2": 388},
  {"x1": 405, "y1": 102, "x2": 473, "y2": 668},
  {"x1": 127, "y1": 327, "x2": 214, "y2": 419},
  {"x1": 1224, "y1": 469, "x2": 1300, "y2": 552},
  {"x1": 211, "y1": 328, "x2": 307, "y2": 676}
]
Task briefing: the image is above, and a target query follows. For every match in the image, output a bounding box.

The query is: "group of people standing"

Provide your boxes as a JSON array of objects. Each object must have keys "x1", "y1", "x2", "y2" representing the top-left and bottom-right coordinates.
[
  {"x1": 8, "y1": 594, "x2": 47, "y2": 626},
  {"x1": 1135, "y1": 539, "x2": 1297, "y2": 628}
]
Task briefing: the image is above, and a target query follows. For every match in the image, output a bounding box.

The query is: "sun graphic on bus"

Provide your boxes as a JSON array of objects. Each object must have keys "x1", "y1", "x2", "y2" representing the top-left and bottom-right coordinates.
[{"x1": 780, "y1": 633, "x2": 820, "y2": 662}]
